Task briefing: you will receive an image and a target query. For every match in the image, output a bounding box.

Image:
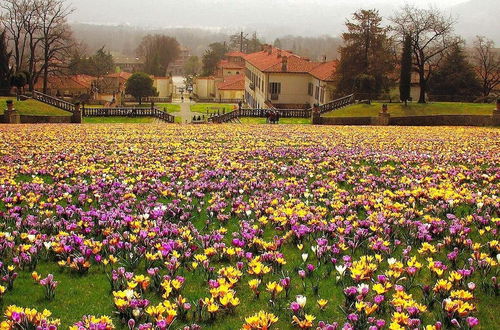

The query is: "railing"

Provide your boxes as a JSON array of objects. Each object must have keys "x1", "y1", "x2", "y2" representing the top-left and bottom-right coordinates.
[
  {"x1": 33, "y1": 91, "x2": 75, "y2": 113},
  {"x1": 143, "y1": 96, "x2": 173, "y2": 103},
  {"x1": 196, "y1": 98, "x2": 243, "y2": 104},
  {"x1": 318, "y1": 94, "x2": 355, "y2": 114},
  {"x1": 208, "y1": 108, "x2": 312, "y2": 123},
  {"x1": 83, "y1": 107, "x2": 175, "y2": 123}
]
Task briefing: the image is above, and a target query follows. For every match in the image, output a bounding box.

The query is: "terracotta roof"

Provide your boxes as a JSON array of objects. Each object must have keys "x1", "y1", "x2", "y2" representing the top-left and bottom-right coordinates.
[
  {"x1": 309, "y1": 60, "x2": 338, "y2": 81},
  {"x1": 245, "y1": 46, "x2": 339, "y2": 81},
  {"x1": 246, "y1": 46, "x2": 320, "y2": 74},
  {"x1": 218, "y1": 60, "x2": 245, "y2": 70},
  {"x1": 106, "y1": 72, "x2": 132, "y2": 80},
  {"x1": 35, "y1": 75, "x2": 95, "y2": 90},
  {"x1": 217, "y1": 74, "x2": 245, "y2": 90},
  {"x1": 264, "y1": 55, "x2": 319, "y2": 73},
  {"x1": 245, "y1": 47, "x2": 297, "y2": 72}
]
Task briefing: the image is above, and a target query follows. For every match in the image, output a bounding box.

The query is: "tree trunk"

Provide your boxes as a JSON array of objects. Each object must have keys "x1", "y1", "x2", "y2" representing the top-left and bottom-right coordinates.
[
  {"x1": 43, "y1": 65, "x2": 49, "y2": 94},
  {"x1": 418, "y1": 68, "x2": 426, "y2": 103}
]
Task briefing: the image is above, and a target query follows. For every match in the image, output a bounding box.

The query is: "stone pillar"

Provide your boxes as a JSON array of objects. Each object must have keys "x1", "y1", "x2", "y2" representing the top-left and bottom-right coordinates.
[
  {"x1": 312, "y1": 104, "x2": 321, "y2": 125},
  {"x1": 376, "y1": 104, "x2": 390, "y2": 126},
  {"x1": 492, "y1": 99, "x2": 500, "y2": 127},
  {"x1": 72, "y1": 102, "x2": 82, "y2": 124},
  {"x1": 3, "y1": 100, "x2": 21, "y2": 124}
]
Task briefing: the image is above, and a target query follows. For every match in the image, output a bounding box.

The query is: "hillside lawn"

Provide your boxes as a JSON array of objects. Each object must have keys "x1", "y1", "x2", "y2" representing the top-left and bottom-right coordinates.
[
  {"x1": 324, "y1": 102, "x2": 496, "y2": 117},
  {"x1": 0, "y1": 97, "x2": 70, "y2": 116},
  {"x1": 83, "y1": 117, "x2": 156, "y2": 124},
  {"x1": 191, "y1": 103, "x2": 237, "y2": 114},
  {"x1": 240, "y1": 118, "x2": 312, "y2": 125}
]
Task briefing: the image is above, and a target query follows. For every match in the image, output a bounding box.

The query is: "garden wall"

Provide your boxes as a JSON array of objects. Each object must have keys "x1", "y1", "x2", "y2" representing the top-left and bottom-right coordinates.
[
  {"x1": 389, "y1": 115, "x2": 492, "y2": 126},
  {"x1": 318, "y1": 115, "x2": 497, "y2": 127},
  {"x1": 1, "y1": 114, "x2": 72, "y2": 124},
  {"x1": 19, "y1": 115, "x2": 72, "y2": 124}
]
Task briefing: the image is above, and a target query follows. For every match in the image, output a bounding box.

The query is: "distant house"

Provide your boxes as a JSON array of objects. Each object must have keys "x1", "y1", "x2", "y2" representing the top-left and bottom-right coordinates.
[
  {"x1": 194, "y1": 51, "x2": 246, "y2": 101},
  {"x1": 215, "y1": 74, "x2": 245, "y2": 101},
  {"x1": 34, "y1": 75, "x2": 95, "y2": 98},
  {"x1": 167, "y1": 46, "x2": 190, "y2": 76},
  {"x1": 114, "y1": 56, "x2": 144, "y2": 73},
  {"x1": 216, "y1": 51, "x2": 246, "y2": 77},
  {"x1": 99, "y1": 72, "x2": 132, "y2": 94},
  {"x1": 244, "y1": 45, "x2": 339, "y2": 109}
]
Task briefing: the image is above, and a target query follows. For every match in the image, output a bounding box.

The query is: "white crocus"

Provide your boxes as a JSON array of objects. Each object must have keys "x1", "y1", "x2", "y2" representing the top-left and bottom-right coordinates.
[
  {"x1": 301, "y1": 253, "x2": 309, "y2": 262},
  {"x1": 335, "y1": 264, "x2": 347, "y2": 276},
  {"x1": 387, "y1": 257, "x2": 397, "y2": 265},
  {"x1": 296, "y1": 295, "x2": 307, "y2": 308}
]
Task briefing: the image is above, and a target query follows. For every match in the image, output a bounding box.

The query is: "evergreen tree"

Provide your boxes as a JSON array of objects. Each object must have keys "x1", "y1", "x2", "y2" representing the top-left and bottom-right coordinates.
[
  {"x1": 428, "y1": 44, "x2": 482, "y2": 102},
  {"x1": 399, "y1": 34, "x2": 412, "y2": 106},
  {"x1": 0, "y1": 30, "x2": 12, "y2": 95},
  {"x1": 335, "y1": 9, "x2": 394, "y2": 99},
  {"x1": 125, "y1": 72, "x2": 157, "y2": 105}
]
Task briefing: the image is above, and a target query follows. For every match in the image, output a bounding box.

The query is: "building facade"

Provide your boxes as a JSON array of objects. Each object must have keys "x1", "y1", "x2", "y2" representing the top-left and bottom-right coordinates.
[{"x1": 244, "y1": 46, "x2": 338, "y2": 109}]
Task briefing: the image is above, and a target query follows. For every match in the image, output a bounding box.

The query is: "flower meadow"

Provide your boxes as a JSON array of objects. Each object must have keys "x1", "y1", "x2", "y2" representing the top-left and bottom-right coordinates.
[{"x1": 0, "y1": 124, "x2": 498, "y2": 330}]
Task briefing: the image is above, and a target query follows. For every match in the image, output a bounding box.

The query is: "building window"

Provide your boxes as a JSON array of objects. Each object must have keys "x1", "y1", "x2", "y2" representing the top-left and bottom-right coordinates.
[
  {"x1": 320, "y1": 88, "x2": 325, "y2": 103},
  {"x1": 269, "y1": 82, "x2": 281, "y2": 95},
  {"x1": 315, "y1": 86, "x2": 319, "y2": 100},
  {"x1": 308, "y1": 83, "x2": 313, "y2": 96}
]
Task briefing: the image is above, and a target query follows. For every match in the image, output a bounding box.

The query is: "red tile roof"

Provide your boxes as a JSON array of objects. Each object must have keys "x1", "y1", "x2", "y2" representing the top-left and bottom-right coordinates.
[
  {"x1": 218, "y1": 60, "x2": 245, "y2": 70},
  {"x1": 106, "y1": 72, "x2": 132, "y2": 81},
  {"x1": 309, "y1": 60, "x2": 339, "y2": 81},
  {"x1": 217, "y1": 74, "x2": 245, "y2": 90},
  {"x1": 34, "y1": 75, "x2": 95, "y2": 90},
  {"x1": 245, "y1": 47, "x2": 297, "y2": 72},
  {"x1": 245, "y1": 46, "x2": 338, "y2": 81}
]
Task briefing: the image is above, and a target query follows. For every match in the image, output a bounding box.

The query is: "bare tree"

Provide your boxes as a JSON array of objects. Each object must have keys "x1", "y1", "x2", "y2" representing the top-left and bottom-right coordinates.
[
  {"x1": 22, "y1": 0, "x2": 42, "y2": 91},
  {"x1": 0, "y1": 0, "x2": 29, "y2": 72},
  {"x1": 37, "y1": 0, "x2": 74, "y2": 93},
  {"x1": 472, "y1": 36, "x2": 500, "y2": 97},
  {"x1": 391, "y1": 5, "x2": 460, "y2": 103},
  {"x1": 1, "y1": 0, "x2": 74, "y2": 92}
]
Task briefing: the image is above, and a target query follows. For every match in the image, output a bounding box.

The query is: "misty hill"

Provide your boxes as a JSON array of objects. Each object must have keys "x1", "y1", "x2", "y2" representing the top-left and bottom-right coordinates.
[
  {"x1": 451, "y1": 0, "x2": 500, "y2": 43},
  {"x1": 71, "y1": 24, "x2": 342, "y2": 62}
]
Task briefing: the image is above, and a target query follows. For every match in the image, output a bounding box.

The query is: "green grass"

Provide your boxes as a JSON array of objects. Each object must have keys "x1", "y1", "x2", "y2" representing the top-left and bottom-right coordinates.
[
  {"x1": 190, "y1": 103, "x2": 237, "y2": 115},
  {"x1": 83, "y1": 117, "x2": 156, "y2": 124},
  {"x1": 157, "y1": 103, "x2": 181, "y2": 113},
  {"x1": 324, "y1": 102, "x2": 496, "y2": 117},
  {"x1": 0, "y1": 97, "x2": 71, "y2": 116},
  {"x1": 240, "y1": 118, "x2": 312, "y2": 125},
  {"x1": 121, "y1": 103, "x2": 181, "y2": 113}
]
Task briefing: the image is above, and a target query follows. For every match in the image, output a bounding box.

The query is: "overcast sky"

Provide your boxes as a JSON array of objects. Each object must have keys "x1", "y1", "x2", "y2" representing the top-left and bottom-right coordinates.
[{"x1": 67, "y1": 0, "x2": 498, "y2": 42}]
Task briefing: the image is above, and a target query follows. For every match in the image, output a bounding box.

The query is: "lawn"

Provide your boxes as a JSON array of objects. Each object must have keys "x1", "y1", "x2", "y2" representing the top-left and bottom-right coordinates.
[
  {"x1": 324, "y1": 102, "x2": 496, "y2": 117},
  {"x1": 0, "y1": 97, "x2": 70, "y2": 116},
  {"x1": 83, "y1": 117, "x2": 156, "y2": 124},
  {"x1": 240, "y1": 118, "x2": 312, "y2": 125},
  {"x1": 0, "y1": 125, "x2": 498, "y2": 330},
  {"x1": 191, "y1": 103, "x2": 238, "y2": 115}
]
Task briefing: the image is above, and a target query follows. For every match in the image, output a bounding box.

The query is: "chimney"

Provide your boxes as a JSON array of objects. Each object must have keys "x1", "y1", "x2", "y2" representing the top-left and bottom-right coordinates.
[
  {"x1": 322, "y1": 55, "x2": 327, "y2": 63},
  {"x1": 277, "y1": 49, "x2": 282, "y2": 58},
  {"x1": 267, "y1": 45, "x2": 272, "y2": 55},
  {"x1": 281, "y1": 56, "x2": 288, "y2": 72}
]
